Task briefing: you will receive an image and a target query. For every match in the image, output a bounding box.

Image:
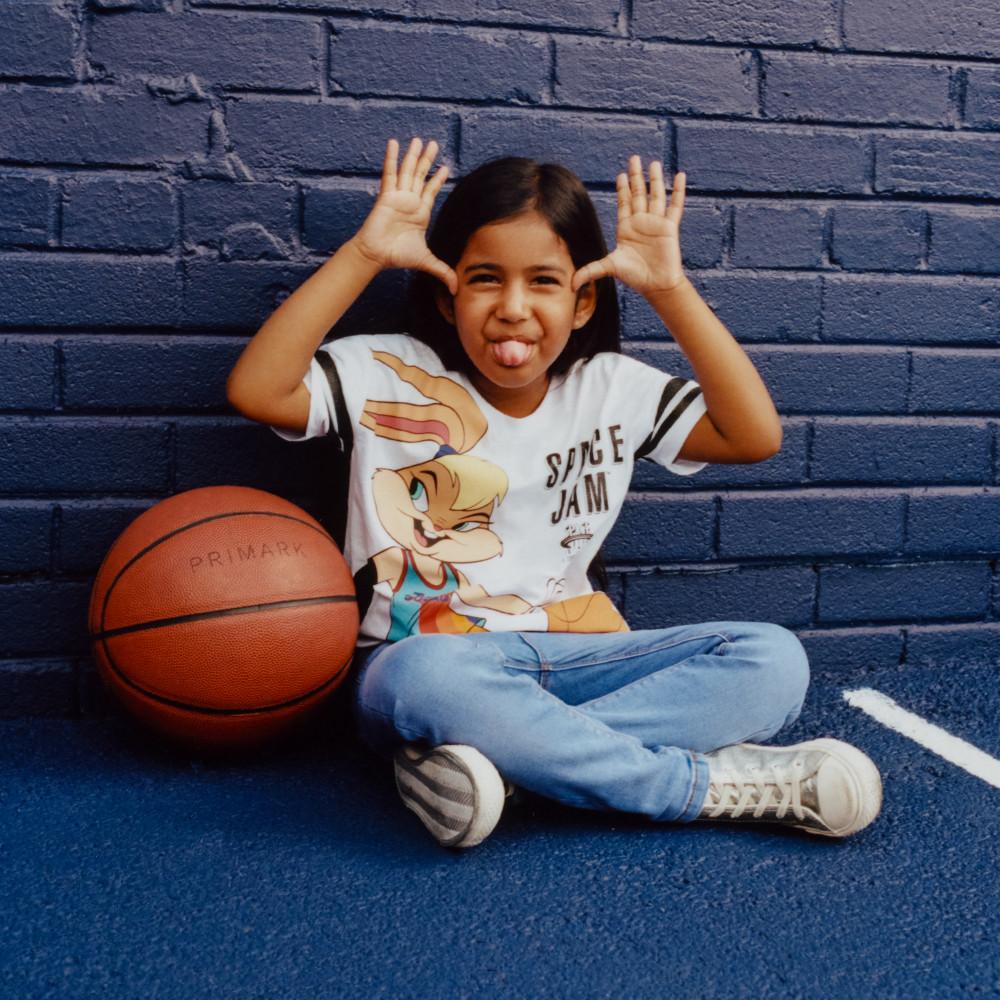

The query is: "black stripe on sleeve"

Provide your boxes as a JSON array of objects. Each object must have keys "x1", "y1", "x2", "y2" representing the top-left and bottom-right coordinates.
[
  {"x1": 652, "y1": 376, "x2": 687, "y2": 426},
  {"x1": 634, "y1": 384, "x2": 703, "y2": 462},
  {"x1": 315, "y1": 349, "x2": 352, "y2": 453}
]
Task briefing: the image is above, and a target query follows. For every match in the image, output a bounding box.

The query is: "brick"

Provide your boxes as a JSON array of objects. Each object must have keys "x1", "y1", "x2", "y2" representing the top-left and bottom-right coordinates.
[
  {"x1": 91, "y1": 11, "x2": 320, "y2": 91},
  {"x1": 909, "y1": 350, "x2": 1000, "y2": 414},
  {"x1": 632, "y1": 419, "x2": 809, "y2": 490},
  {"x1": 0, "y1": 256, "x2": 180, "y2": 327},
  {"x1": 0, "y1": 582, "x2": 91, "y2": 656},
  {"x1": 822, "y1": 276, "x2": 1000, "y2": 345},
  {"x1": 906, "y1": 623, "x2": 1000, "y2": 670},
  {"x1": 906, "y1": 490, "x2": 1000, "y2": 554},
  {"x1": 627, "y1": 343, "x2": 909, "y2": 414},
  {"x1": 227, "y1": 100, "x2": 453, "y2": 174},
  {"x1": 762, "y1": 54, "x2": 951, "y2": 126},
  {"x1": 331, "y1": 24, "x2": 547, "y2": 103},
  {"x1": 604, "y1": 494, "x2": 715, "y2": 563},
  {"x1": 843, "y1": 0, "x2": 1000, "y2": 58},
  {"x1": 0, "y1": 1, "x2": 76, "y2": 79},
  {"x1": 622, "y1": 274, "x2": 822, "y2": 343},
  {"x1": 625, "y1": 564, "x2": 816, "y2": 630},
  {"x1": 61, "y1": 177, "x2": 175, "y2": 252},
  {"x1": 554, "y1": 38, "x2": 755, "y2": 116},
  {"x1": 831, "y1": 206, "x2": 925, "y2": 272},
  {"x1": 797, "y1": 626, "x2": 904, "y2": 677},
  {"x1": 174, "y1": 418, "x2": 335, "y2": 496},
  {"x1": 875, "y1": 134, "x2": 1000, "y2": 199},
  {"x1": 754, "y1": 347, "x2": 909, "y2": 414},
  {"x1": 0, "y1": 338, "x2": 55, "y2": 411},
  {"x1": 676, "y1": 122, "x2": 868, "y2": 194},
  {"x1": 461, "y1": 111, "x2": 664, "y2": 184},
  {"x1": 59, "y1": 501, "x2": 154, "y2": 575},
  {"x1": 732, "y1": 204, "x2": 825, "y2": 269},
  {"x1": 0, "y1": 175, "x2": 52, "y2": 247},
  {"x1": 303, "y1": 182, "x2": 383, "y2": 255},
  {"x1": 811, "y1": 419, "x2": 991, "y2": 484},
  {"x1": 633, "y1": 0, "x2": 838, "y2": 46},
  {"x1": 182, "y1": 258, "x2": 407, "y2": 332},
  {"x1": 965, "y1": 67, "x2": 1000, "y2": 128},
  {"x1": 194, "y1": 0, "x2": 620, "y2": 30},
  {"x1": 817, "y1": 561, "x2": 990, "y2": 624},
  {"x1": 0, "y1": 87, "x2": 209, "y2": 166},
  {"x1": 0, "y1": 659, "x2": 78, "y2": 718},
  {"x1": 0, "y1": 419, "x2": 170, "y2": 494},
  {"x1": 928, "y1": 208, "x2": 1000, "y2": 275},
  {"x1": 62, "y1": 337, "x2": 241, "y2": 411},
  {"x1": 0, "y1": 503, "x2": 51, "y2": 573},
  {"x1": 719, "y1": 492, "x2": 905, "y2": 558},
  {"x1": 184, "y1": 181, "x2": 296, "y2": 251}
]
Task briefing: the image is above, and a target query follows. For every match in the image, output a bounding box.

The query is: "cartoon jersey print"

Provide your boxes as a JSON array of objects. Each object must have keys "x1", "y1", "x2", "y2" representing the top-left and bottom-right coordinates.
[{"x1": 356, "y1": 350, "x2": 628, "y2": 638}]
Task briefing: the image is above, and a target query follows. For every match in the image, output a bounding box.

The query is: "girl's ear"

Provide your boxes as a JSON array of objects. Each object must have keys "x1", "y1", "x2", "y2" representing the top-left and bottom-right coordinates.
[
  {"x1": 572, "y1": 281, "x2": 598, "y2": 330},
  {"x1": 435, "y1": 287, "x2": 456, "y2": 325}
]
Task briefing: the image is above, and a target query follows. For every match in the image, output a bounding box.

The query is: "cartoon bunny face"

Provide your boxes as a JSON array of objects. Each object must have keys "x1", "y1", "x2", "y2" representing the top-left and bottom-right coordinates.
[{"x1": 372, "y1": 464, "x2": 503, "y2": 565}]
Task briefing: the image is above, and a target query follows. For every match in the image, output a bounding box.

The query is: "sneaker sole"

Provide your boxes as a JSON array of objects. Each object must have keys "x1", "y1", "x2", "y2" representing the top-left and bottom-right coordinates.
[
  {"x1": 793, "y1": 738, "x2": 884, "y2": 838},
  {"x1": 394, "y1": 744, "x2": 506, "y2": 849}
]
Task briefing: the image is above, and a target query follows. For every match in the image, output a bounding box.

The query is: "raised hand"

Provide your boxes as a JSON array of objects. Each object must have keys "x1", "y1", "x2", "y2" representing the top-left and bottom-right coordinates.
[
  {"x1": 353, "y1": 137, "x2": 457, "y2": 294},
  {"x1": 572, "y1": 156, "x2": 686, "y2": 296}
]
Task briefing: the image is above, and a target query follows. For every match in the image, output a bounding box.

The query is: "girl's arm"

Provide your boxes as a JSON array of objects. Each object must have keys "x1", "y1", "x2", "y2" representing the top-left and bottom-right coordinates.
[
  {"x1": 227, "y1": 137, "x2": 456, "y2": 433},
  {"x1": 572, "y1": 158, "x2": 782, "y2": 464}
]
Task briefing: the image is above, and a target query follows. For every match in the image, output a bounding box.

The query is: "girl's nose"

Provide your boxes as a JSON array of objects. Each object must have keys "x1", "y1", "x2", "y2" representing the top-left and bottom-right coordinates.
[{"x1": 496, "y1": 283, "x2": 530, "y2": 321}]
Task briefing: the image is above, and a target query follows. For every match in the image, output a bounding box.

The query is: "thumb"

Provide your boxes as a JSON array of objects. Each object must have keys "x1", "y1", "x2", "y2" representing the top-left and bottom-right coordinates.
[
  {"x1": 572, "y1": 256, "x2": 615, "y2": 292},
  {"x1": 419, "y1": 253, "x2": 458, "y2": 296}
]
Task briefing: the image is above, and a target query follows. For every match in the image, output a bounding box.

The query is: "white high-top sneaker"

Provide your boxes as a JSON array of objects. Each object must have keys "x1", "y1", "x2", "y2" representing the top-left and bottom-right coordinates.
[{"x1": 697, "y1": 739, "x2": 883, "y2": 837}]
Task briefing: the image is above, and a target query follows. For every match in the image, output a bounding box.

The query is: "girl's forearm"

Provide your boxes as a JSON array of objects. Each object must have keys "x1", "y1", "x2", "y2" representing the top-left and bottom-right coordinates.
[
  {"x1": 226, "y1": 237, "x2": 381, "y2": 416},
  {"x1": 646, "y1": 277, "x2": 782, "y2": 455}
]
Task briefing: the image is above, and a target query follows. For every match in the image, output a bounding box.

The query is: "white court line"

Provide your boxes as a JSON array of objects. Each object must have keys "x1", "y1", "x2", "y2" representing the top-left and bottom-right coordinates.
[{"x1": 843, "y1": 687, "x2": 1000, "y2": 790}]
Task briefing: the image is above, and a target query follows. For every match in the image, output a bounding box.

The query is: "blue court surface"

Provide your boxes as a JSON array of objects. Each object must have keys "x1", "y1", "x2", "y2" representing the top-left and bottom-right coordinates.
[{"x1": 3, "y1": 663, "x2": 999, "y2": 999}]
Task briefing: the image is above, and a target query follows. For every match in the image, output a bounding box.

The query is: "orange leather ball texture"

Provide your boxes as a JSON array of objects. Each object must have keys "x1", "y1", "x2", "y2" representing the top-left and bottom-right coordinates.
[{"x1": 88, "y1": 486, "x2": 359, "y2": 751}]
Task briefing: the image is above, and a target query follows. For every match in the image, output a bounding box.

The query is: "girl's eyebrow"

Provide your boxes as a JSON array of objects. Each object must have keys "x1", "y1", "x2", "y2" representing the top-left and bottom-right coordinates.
[{"x1": 463, "y1": 262, "x2": 568, "y2": 275}]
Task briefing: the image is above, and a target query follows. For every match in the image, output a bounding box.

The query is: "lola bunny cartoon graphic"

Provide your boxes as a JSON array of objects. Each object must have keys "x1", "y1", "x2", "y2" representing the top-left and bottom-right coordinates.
[
  {"x1": 359, "y1": 349, "x2": 531, "y2": 639},
  {"x1": 357, "y1": 350, "x2": 628, "y2": 640}
]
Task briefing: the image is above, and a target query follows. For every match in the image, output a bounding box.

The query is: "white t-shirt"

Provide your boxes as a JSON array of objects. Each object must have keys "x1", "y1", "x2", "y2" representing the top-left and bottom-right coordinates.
[{"x1": 273, "y1": 334, "x2": 706, "y2": 647}]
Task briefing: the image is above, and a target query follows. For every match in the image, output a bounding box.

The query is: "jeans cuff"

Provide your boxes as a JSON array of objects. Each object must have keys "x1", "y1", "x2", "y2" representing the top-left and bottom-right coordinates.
[{"x1": 675, "y1": 751, "x2": 710, "y2": 823}]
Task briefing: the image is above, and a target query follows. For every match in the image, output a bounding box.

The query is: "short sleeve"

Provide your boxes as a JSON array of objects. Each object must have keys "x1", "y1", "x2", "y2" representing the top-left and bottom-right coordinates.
[
  {"x1": 269, "y1": 347, "x2": 345, "y2": 445},
  {"x1": 628, "y1": 360, "x2": 708, "y2": 475}
]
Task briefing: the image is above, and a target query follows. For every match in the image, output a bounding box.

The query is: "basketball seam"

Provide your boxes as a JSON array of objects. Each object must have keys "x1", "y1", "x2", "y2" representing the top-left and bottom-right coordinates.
[{"x1": 89, "y1": 594, "x2": 357, "y2": 642}]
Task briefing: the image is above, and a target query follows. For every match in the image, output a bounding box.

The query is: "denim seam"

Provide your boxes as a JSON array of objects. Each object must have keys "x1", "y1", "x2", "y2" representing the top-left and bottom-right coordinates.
[{"x1": 520, "y1": 631, "x2": 732, "y2": 672}]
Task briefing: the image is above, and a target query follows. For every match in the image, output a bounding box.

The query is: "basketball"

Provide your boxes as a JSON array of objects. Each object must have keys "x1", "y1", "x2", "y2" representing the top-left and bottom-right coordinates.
[{"x1": 88, "y1": 486, "x2": 359, "y2": 751}]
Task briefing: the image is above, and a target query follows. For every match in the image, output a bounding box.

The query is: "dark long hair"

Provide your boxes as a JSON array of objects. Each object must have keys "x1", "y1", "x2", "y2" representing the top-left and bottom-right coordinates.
[
  {"x1": 407, "y1": 156, "x2": 621, "y2": 591},
  {"x1": 408, "y1": 156, "x2": 621, "y2": 378}
]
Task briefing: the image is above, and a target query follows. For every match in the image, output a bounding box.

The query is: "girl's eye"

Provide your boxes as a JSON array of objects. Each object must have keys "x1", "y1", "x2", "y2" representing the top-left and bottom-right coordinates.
[
  {"x1": 534, "y1": 276, "x2": 559, "y2": 285},
  {"x1": 468, "y1": 274, "x2": 498, "y2": 284},
  {"x1": 409, "y1": 478, "x2": 429, "y2": 512},
  {"x1": 453, "y1": 521, "x2": 484, "y2": 532}
]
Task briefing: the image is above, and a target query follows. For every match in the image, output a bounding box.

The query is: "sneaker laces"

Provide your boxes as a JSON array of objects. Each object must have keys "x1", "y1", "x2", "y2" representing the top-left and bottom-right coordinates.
[{"x1": 704, "y1": 756, "x2": 808, "y2": 821}]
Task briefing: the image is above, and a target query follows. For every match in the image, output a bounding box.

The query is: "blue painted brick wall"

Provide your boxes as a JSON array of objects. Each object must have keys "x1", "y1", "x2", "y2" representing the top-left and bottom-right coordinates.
[{"x1": 2, "y1": 0, "x2": 999, "y2": 715}]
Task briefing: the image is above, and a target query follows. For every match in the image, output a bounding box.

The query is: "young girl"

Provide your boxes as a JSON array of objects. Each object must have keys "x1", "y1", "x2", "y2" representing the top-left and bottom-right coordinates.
[{"x1": 227, "y1": 137, "x2": 883, "y2": 849}]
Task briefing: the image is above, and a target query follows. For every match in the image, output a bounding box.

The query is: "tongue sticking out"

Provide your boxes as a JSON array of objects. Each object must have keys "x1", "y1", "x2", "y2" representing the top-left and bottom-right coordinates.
[{"x1": 491, "y1": 340, "x2": 531, "y2": 367}]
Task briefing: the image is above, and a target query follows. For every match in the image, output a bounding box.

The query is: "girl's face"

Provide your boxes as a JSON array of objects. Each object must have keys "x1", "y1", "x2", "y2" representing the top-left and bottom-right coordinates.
[{"x1": 436, "y1": 210, "x2": 596, "y2": 418}]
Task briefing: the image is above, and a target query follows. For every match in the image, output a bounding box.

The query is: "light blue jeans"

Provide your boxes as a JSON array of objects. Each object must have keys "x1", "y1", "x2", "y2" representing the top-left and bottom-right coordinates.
[{"x1": 351, "y1": 622, "x2": 809, "y2": 823}]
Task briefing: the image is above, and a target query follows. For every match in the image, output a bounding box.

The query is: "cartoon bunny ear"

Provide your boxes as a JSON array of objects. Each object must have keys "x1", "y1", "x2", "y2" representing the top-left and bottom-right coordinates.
[
  {"x1": 362, "y1": 350, "x2": 488, "y2": 453},
  {"x1": 361, "y1": 398, "x2": 463, "y2": 449}
]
